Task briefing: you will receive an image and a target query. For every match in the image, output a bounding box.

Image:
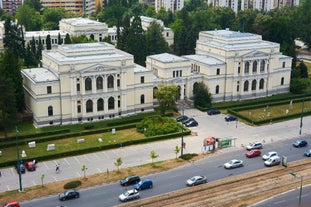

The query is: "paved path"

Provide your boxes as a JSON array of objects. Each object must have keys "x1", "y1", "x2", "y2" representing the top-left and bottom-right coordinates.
[{"x1": 0, "y1": 108, "x2": 310, "y2": 193}]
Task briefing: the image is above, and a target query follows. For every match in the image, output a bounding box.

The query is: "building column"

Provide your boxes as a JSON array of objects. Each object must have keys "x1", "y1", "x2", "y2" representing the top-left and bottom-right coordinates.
[
  {"x1": 81, "y1": 77, "x2": 85, "y2": 95},
  {"x1": 92, "y1": 76, "x2": 96, "y2": 94}
]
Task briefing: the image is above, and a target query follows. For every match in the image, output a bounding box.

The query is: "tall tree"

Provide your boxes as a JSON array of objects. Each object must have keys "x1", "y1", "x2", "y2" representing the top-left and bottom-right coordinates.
[
  {"x1": 46, "y1": 34, "x2": 52, "y2": 50},
  {"x1": 64, "y1": 33, "x2": 71, "y2": 44},
  {"x1": 117, "y1": 15, "x2": 130, "y2": 51},
  {"x1": 145, "y1": 21, "x2": 169, "y2": 55},
  {"x1": 193, "y1": 82, "x2": 212, "y2": 108},
  {"x1": 58, "y1": 33, "x2": 63, "y2": 45},
  {"x1": 155, "y1": 85, "x2": 178, "y2": 115}
]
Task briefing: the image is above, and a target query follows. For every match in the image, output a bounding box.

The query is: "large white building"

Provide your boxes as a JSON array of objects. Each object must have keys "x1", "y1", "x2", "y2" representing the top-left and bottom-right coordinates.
[
  {"x1": 155, "y1": 0, "x2": 184, "y2": 12},
  {"x1": 22, "y1": 29, "x2": 292, "y2": 127}
]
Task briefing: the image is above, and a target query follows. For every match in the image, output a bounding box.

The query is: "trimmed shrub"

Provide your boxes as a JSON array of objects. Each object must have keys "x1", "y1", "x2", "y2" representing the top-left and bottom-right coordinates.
[
  {"x1": 63, "y1": 180, "x2": 82, "y2": 189},
  {"x1": 180, "y1": 153, "x2": 198, "y2": 160}
]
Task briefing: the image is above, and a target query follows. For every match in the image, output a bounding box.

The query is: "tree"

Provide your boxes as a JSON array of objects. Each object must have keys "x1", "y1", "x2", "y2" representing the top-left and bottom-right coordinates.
[
  {"x1": 42, "y1": 8, "x2": 66, "y2": 30},
  {"x1": 58, "y1": 33, "x2": 63, "y2": 45},
  {"x1": 155, "y1": 85, "x2": 178, "y2": 115},
  {"x1": 81, "y1": 164, "x2": 88, "y2": 178},
  {"x1": 174, "y1": 146, "x2": 180, "y2": 159},
  {"x1": 64, "y1": 33, "x2": 71, "y2": 44},
  {"x1": 297, "y1": 62, "x2": 309, "y2": 78},
  {"x1": 150, "y1": 150, "x2": 159, "y2": 163},
  {"x1": 46, "y1": 34, "x2": 52, "y2": 50},
  {"x1": 145, "y1": 21, "x2": 169, "y2": 55},
  {"x1": 193, "y1": 82, "x2": 212, "y2": 108},
  {"x1": 114, "y1": 157, "x2": 123, "y2": 171},
  {"x1": 24, "y1": 0, "x2": 42, "y2": 12}
]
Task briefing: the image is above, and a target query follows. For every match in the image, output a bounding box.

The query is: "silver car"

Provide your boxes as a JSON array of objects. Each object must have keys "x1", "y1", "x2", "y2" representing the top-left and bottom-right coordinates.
[
  {"x1": 186, "y1": 175, "x2": 208, "y2": 186},
  {"x1": 119, "y1": 189, "x2": 140, "y2": 202},
  {"x1": 262, "y1": 151, "x2": 278, "y2": 160},
  {"x1": 224, "y1": 159, "x2": 244, "y2": 169}
]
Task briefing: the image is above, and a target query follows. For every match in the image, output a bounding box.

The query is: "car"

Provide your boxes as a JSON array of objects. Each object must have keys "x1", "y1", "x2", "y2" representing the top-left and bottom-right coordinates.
[
  {"x1": 24, "y1": 161, "x2": 36, "y2": 171},
  {"x1": 186, "y1": 175, "x2": 208, "y2": 186},
  {"x1": 176, "y1": 115, "x2": 188, "y2": 122},
  {"x1": 134, "y1": 179, "x2": 153, "y2": 190},
  {"x1": 262, "y1": 151, "x2": 278, "y2": 160},
  {"x1": 120, "y1": 175, "x2": 140, "y2": 186},
  {"x1": 15, "y1": 161, "x2": 25, "y2": 174},
  {"x1": 224, "y1": 115, "x2": 238, "y2": 122},
  {"x1": 245, "y1": 149, "x2": 261, "y2": 158},
  {"x1": 58, "y1": 189, "x2": 80, "y2": 201},
  {"x1": 304, "y1": 149, "x2": 311, "y2": 157},
  {"x1": 224, "y1": 159, "x2": 244, "y2": 169},
  {"x1": 207, "y1": 109, "x2": 220, "y2": 115},
  {"x1": 1, "y1": 201, "x2": 21, "y2": 207},
  {"x1": 185, "y1": 120, "x2": 198, "y2": 127},
  {"x1": 182, "y1": 117, "x2": 195, "y2": 124},
  {"x1": 246, "y1": 141, "x2": 263, "y2": 150},
  {"x1": 293, "y1": 139, "x2": 308, "y2": 148},
  {"x1": 119, "y1": 189, "x2": 140, "y2": 202},
  {"x1": 264, "y1": 156, "x2": 281, "y2": 167}
]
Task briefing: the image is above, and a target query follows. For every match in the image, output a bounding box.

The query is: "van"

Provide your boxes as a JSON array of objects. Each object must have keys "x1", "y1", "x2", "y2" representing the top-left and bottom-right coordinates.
[
  {"x1": 264, "y1": 156, "x2": 281, "y2": 167},
  {"x1": 134, "y1": 179, "x2": 153, "y2": 190}
]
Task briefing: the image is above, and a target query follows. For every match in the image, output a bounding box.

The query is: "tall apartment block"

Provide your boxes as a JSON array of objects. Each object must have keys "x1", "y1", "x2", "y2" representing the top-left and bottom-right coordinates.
[
  {"x1": 0, "y1": 0, "x2": 23, "y2": 15},
  {"x1": 155, "y1": 0, "x2": 184, "y2": 12}
]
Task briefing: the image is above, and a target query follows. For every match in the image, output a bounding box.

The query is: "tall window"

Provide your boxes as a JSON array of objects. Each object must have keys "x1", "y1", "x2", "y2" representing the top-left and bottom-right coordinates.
[
  {"x1": 108, "y1": 97, "x2": 114, "y2": 110},
  {"x1": 217, "y1": 68, "x2": 220, "y2": 75},
  {"x1": 282, "y1": 62, "x2": 285, "y2": 68},
  {"x1": 251, "y1": 80, "x2": 257, "y2": 90},
  {"x1": 107, "y1": 75, "x2": 114, "y2": 88},
  {"x1": 237, "y1": 81, "x2": 240, "y2": 92},
  {"x1": 48, "y1": 106, "x2": 53, "y2": 116},
  {"x1": 85, "y1": 77, "x2": 92, "y2": 91},
  {"x1": 173, "y1": 71, "x2": 175, "y2": 77},
  {"x1": 77, "y1": 105, "x2": 81, "y2": 113},
  {"x1": 180, "y1": 70, "x2": 182, "y2": 77},
  {"x1": 140, "y1": 94, "x2": 145, "y2": 104},
  {"x1": 281, "y1": 77, "x2": 284, "y2": 85},
  {"x1": 259, "y1": 79, "x2": 264, "y2": 89},
  {"x1": 96, "y1": 76, "x2": 103, "y2": 90},
  {"x1": 86, "y1": 100, "x2": 93, "y2": 113},
  {"x1": 97, "y1": 98, "x2": 104, "y2": 111},
  {"x1": 260, "y1": 60, "x2": 265, "y2": 72},
  {"x1": 141, "y1": 76, "x2": 144, "y2": 83},
  {"x1": 47, "y1": 86, "x2": 52, "y2": 94},
  {"x1": 252, "y1": 61, "x2": 257, "y2": 73},
  {"x1": 244, "y1": 81, "x2": 249, "y2": 91},
  {"x1": 245, "y1": 62, "x2": 249, "y2": 74},
  {"x1": 215, "y1": 85, "x2": 219, "y2": 94}
]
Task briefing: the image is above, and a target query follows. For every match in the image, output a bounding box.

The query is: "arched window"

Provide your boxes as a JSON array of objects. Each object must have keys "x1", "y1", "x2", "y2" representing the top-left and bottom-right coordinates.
[
  {"x1": 281, "y1": 77, "x2": 284, "y2": 85},
  {"x1": 108, "y1": 97, "x2": 114, "y2": 110},
  {"x1": 259, "y1": 79, "x2": 264, "y2": 89},
  {"x1": 245, "y1": 62, "x2": 249, "y2": 74},
  {"x1": 193, "y1": 82, "x2": 199, "y2": 94},
  {"x1": 252, "y1": 61, "x2": 257, "y2": 73},
  {"x1": 140, "y1": 94, "x2": 145, "y2": 104},
  {"x1": 90, "y1": 34, "x2": 94, "y2": 40},
  {"x1": 97, "y1": 98, "x2": 104, "y2": 111},
  {"x1": 96, "y1": 76, "x2": 103, "y2": 90},
  {"x1": 251, "y1": 80, "x2": 257, "y2": 90},
  {"x1": 86, "y1": 100, "x2": 93, "y2": 113},
  {"x1": 244, "y1": 81, "x2": 249, "y2": 91},
  {"x1": 85, "y1": 77, "x2": 92, "y2": 91},
  {"x1": 48, "y1": 106, "x2": 53, "y2": 116},
  {"x1": 215, "y1": 85, "x2": 219, "y2": 94},
  {"x1": 260, "y1": 60, "x2": 265, "y2": 72},
  {"x1": 153, "y1": 87, "x2": 158, "y2": 99},
  {"x1": 107, "y1": 75, "x2": 114, "y2": 88}
]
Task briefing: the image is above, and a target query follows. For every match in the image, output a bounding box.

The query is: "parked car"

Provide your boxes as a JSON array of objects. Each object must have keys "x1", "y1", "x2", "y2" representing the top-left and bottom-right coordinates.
[
  {"x1": 224, "y1": 115, "x2": 237, "y2": 122},
  {"x1": 176, "y1": 115, "x2": 188, "y2": 122},
  {"x1": 224, "y1": 159, "x2": 243, "y2": 169},
  {"x1": 186, "y1": 175, "x2": 208, "y2": 186},
  {"x1": 207, "y1": 109, "x2": 220, "y2": 115},
  {"x1": 246, "y1": 141, "x2": 263, "y2": 150},
  {"x1": 293, "y1": 139, "x2": 308, "y2": 148},
  {"x1": 120, "y1": 175, "x2": 140, "y2": 186},
  {"x1": 134, "y1": 179, "x2": 153, "y2": 190},
  {"x1": 58, "y1": 189, "x2": 80, "y2": 201},
  {"x1": 119, "y1": 189, "x2": 140, "y2": 202},
  {"x1": 264, "y1": 156, "x2": 281, "y2": 167},
  {"x1": 185, "y1": 120, "x2": 198, "y2": 127},
  {"x1": 182, "y1": 118, "x2": 195, "y2": 124},
  {"x1": 262, "y1": 151, "x2": 278, "y2": 160},
  {"x1": 245, "y1": 149, "x2": 261, "y2": 158},
  {"x1": 24, "y1": 161, "x2": 36, "y2": 171},
  {"x1": 1, "y1": 201, "x2": 21, "y2": 207},
  {"x1": 304, "y1": 149, "x2": 311, "y2": 157},
  {"x1": 15, "y1": 161, "x2": 25, "y2": 174}
]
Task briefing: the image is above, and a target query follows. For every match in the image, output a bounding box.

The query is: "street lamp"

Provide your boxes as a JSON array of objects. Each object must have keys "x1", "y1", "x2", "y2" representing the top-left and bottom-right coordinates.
[
  {"x1": 16, "y1": 126, "x2": 23, "y2": 192},
  {"x1": 290, "y1": 172, "x2": 303, "y2": 206},
  {"x1": 299, "y1": 100, "x2": 304, "y2": 135},
  {"x1": 181, "y1": 108, "x2": 184, "y2": 156}
]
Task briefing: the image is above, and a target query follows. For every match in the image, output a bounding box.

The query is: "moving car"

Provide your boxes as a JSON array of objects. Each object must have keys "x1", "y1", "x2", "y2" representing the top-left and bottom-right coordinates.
[
  {"x1": 1, "y1": 201, "x2": 21, "y2": 207},
  {"x1": 224, "y1": 159, "x2": 243, "y2": 169},
  {"x1": 120, "y1": 175, "x2": 140, "y2": 186},
  {"x1": 24, "y1": 161, "x2": 36, "y2": 171},
  {"x1": 176, "y1": 115, "x2": 188, "y2": 122},
  {"x1": 185, "y1": 120, "x2": 198, "y2": 127},
  {"x1": 207, "y1": 109, "x2": 220, "y2": 115},
  {"x1": 134, "y1": 179, "x2": 153, "y2": 190},
  {"x1": 58, "y1": 189, "x2": 80, "y2": 201},
  {"x1": 245, "y1": 149, "x2": 261, "y2": 158},
  {"x1": 262, "y1": 151, "x2": 278, "y2": 160},
  {"x1": 186, "y1": 175, "x2": 208, "y2": 186},
  {"x1": 304, "y1": 149, "x2": 311, "y2": 157},
  {"x1": 293, "y1": 139, "x2": 308, "y2": 148},
  {"x1": 224, "y1": 115, "x2": 237, "y2": 122},
  {"x1": 264, "y1": 156, "x2": 281, "y2": 167},
  {"x1": 119, "y1": 189, "x2": 140, "y2": 202},
  {"x1": 246, "y1": 141, "x2": 263, "y2": 150}
]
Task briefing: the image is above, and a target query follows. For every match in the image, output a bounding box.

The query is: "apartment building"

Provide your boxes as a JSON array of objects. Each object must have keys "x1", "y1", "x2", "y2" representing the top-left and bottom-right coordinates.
[{"x1": 155, "y1": 0, "x2": 184, "y2": 12}]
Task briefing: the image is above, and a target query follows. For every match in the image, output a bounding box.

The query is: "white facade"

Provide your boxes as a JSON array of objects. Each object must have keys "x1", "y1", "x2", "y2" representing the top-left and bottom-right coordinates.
[{"x1": 155, "y1": 0, "x2": 184, "y2": 12}]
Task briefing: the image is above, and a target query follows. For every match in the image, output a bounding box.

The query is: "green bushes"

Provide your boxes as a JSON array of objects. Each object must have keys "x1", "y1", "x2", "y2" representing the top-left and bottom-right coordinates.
[
  {"x1": 180, "y1": 153, "x2": 198, "y2": 160},
  {"x1": 64, "y1": 180, "x2": 82, "y2": 189}
]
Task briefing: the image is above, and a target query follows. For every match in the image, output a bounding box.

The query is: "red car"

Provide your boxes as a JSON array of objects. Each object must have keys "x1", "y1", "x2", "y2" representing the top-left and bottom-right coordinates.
[
  {"x1": 245, "y1": 149, "x2": 261, "y2": 158},
  {"x1": 1, "y1": 201, "x2": 21, "y2": 207},
  {"x1": 24, "y1": 161, "x2": 36, "y2": 171}
]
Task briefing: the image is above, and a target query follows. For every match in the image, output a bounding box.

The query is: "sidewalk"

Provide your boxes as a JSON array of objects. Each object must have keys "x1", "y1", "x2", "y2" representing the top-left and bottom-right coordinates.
[{"x1": 0, "y1": 108, "x2": 310, "y2": 193}]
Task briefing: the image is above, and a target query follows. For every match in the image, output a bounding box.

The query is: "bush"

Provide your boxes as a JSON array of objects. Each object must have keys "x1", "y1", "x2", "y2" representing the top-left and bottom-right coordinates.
[
  {"x1": 180, "y1": 153, "x2": 198, "y2": 160},
  {"x1": 63, "y1": 180, "x2": 82, "y2": 189}
]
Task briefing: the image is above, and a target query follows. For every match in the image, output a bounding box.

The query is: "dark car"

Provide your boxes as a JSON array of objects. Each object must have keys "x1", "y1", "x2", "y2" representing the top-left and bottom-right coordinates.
[
  {"x1": 225, "y1": 115, "x2": 238, "y2": 122},
  {"x1": 120, "y1": 175, "x2": 140, "y2": 186},
  {"x1": 58, "y1": 189, "x2": 80, "y2": 201},
  {"x1": 24, "y1": 161, "x2": 36, "y2": 171},
  {"x1": 185, "y1": 120, "x2": 198, "y2": 127},
  {"x1": 293, "y1": 139, "x2": 308, "y2": 148},
  {"x1": 176, "y1": 115, "x2": 188, "y2": 122},
  {"x1": 207, "y1": 109, "x2": 221, "y2": 115},
  {"x1": 15, "y1": 161, "x2": 25, "y2": 174},
  {"x1": 245, "y1": 149, "x2": 261, "y2": 158},
  {"x1": 134, "y1": 179, "x2": 153, "y2": 190},
  {"x1": 304, "y1": 149, "x2": 311, "y2": 157},
  {"x1": 182, "y1": 118, "x2": 195, "y2": 124}
]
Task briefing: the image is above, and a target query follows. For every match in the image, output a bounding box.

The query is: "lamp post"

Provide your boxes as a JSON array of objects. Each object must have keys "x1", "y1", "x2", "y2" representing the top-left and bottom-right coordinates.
[
  {"x1": 290, "y1": 172, "x2": 303, "y2": 206},
  {"x1": 16, "y1": 126, "x2": 23, "y2": 192},
  {"x1": 299, "y1": 100, "x2": 304, "y2": 135},
  {"x1": 181, "y1": 108, "x2": 184, "y2": 156}
]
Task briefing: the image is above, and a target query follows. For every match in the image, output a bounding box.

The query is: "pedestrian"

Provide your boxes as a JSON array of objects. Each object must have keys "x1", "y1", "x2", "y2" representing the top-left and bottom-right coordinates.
[
  {"x1": 56, "y1": 163, "x2": 60, "y2": 173},
  {"x1": 183, "y1": 142, "x2": 186, "y2": 149}
]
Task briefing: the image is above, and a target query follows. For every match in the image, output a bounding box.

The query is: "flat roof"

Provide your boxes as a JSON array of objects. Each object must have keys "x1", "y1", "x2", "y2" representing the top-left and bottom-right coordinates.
[
  {"x1": 183, "y1": 54, "x2": 224, "y2": 65},
  {"x1": 60, "y1": 17, "x2": 107, "y2": 26},
  {"x1": 22, "y1": 68, "x2": 59, "y2": 83},
  {"x1": 148, "y1": 53, "x2": 187, "y2": 63}
]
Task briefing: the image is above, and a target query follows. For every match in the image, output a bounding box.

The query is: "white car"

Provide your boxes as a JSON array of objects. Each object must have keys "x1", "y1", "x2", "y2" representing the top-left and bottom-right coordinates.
[
  {"x1": 264, "y1": 156, "x2": 281, "y2": 167},
  {"x1": 224, "y1": 159, "x2": 244, "y2": 169},
  {"x1": 119, "y1": 189, "x2": 140, "y2": 202},
  {"x1": 262, "y1": 151, "x2": 278, "y2": 160},
  {"x1": 246, "y1": 141, "x2": 263, "y2": 150}
]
